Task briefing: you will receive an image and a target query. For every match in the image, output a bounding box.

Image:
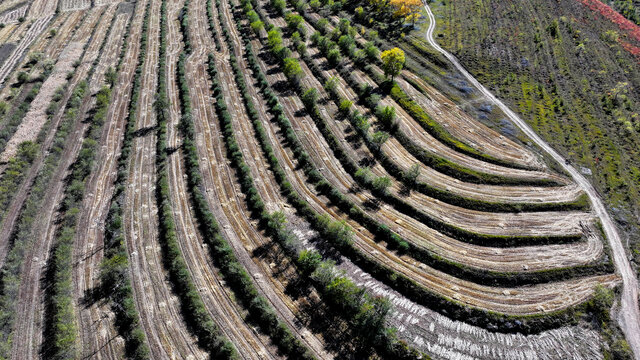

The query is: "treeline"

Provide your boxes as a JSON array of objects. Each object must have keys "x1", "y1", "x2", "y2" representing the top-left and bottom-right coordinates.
[
  {"x1": 288, "y1": 28, "x2": 584, "y2": 248},
  {"x1": 240, "y1": 0, "x2": 600, "y2": 335},
  {"x1": 214, "y1": 3, "x2": 424, "y2": 356},
  {"x1": 154, "y1": 1, "x2": 238, "y2": 357},
  {"x1": 206, "y1": 0, "x2": 222, "y2": 51},
  {"x1": 100, "y1": 2, "x2": 152, "y2": 359},
  {"x1": 42, "y1": 80, "x2": 90, "y2": 359},
  {"x1": 287, "y1": 0, "x2": 595, "y2": 214},
  {"x1": 179, "y1": 0, "x2": 191, "y2": 54}
]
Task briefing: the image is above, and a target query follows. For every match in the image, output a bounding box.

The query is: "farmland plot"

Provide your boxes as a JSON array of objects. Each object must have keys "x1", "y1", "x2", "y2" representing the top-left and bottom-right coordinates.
[{"x1": 0, "y1": 0, "x2": 632, "y2": 359}]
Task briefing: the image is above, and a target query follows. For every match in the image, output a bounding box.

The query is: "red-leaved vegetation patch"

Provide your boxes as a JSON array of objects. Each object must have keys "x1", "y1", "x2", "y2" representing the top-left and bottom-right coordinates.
[
  {"x1": 620, "y1": 40, "x2": 640, "y2": 58},
  {"x1": 576, "y1": 0, "x2": 640, "y2": 46}
]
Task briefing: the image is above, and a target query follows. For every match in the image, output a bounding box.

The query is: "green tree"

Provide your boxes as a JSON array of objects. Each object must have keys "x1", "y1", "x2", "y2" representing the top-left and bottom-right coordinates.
[
  {"x1": 298, "y1": 249, "x2": 322, "y2": 274},
  {"x1": 404, "y1": 164, "x2": 421, "y2": 187},
  {"x1": 301, "y1": 88, "x2": 318, "y2": 109},
  {"x1": 283, "y1": 57, "x2": 303, "y2": 85},
  {"x1": 380, "y1": 48, "x2": 405, "y2": 80},
  {"x1": 285, "y1": 13, "x2": 304, "y2": 31},
  {"x1": 371, "y1": 131, "x2": 390, "y2": 150},
  {"x1": 372, "y1": 176, "x2": 392, "y2": 194}
]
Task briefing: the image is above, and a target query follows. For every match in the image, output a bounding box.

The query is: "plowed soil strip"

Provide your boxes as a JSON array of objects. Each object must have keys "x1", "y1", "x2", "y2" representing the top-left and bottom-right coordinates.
[
  {"x1": 122, "y1": 0, "x2": 205, "y2": 357},
  {"x1": 185, "y1": 0, "x2": 332, "y2": 356}
]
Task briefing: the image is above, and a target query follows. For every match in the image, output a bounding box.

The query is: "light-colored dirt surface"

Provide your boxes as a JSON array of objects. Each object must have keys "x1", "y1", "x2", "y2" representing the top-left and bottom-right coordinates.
[
  {"x1": 58, "y1": 0, "x2": 91, "y2": 12},
  {"x1": 27, "y1": 0, "x2": 58, "y2": 18},
  {"x1": 0, "y1": 22, "x2": 86, "y2": 162},
  {"x1": 0, "y1": 4, "x2": 27, "y2": 24},
  {"x1": 164, "y1": 2, "x2": 281, "y2": 357},
  {"x1": 72, "y1": 4, "x2": 139, "y2": 359},
  {"x1": 0, "y1": 0, "x2": 626, "y2": 358},
  {"x1": 278, "y1": 39, "x2": 604, "y2": 273},
  {"x1": 0, "y1": 0, "x2": 27, "y2": 14},
  {"x1": 182, "y1": 0, "x2": 333, "y2": 356},
  {"x1": 250, "y1": 0, "x2": 619, "y2": 315}
]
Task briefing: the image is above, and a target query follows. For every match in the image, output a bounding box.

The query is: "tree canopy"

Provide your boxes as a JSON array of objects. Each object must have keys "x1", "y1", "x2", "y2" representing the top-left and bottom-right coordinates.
[{"x1": 380, "y1": 48, "x2": 405, "y2": 80}]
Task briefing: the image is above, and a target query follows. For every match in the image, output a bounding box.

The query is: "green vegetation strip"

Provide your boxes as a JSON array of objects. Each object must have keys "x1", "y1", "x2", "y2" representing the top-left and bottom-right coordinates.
[
  {"x1": 176, "y1": 44, "x2": 314, "y2": 359},
  {"x1": 43, "y1": 9, "x2": 128, "y2": 357},
  {"x1": 100, "y1": 2, "x2": 152, "y2": 359},
  {"x1": 42, "y1": 80, "x2": 90, "y2": 359},
  {"x1": 283, "y1": 5, "x2": 590, "y2": 213},
  {"x1": 179, "y1": 0, "x2": 191, "y2": 54},
  {"x1": 0, "y1": 66, "x2": 52, "y2": 155},
  {"x1": 297, "y1": 30, "x2": 582, "y2": 247},
  {"x1": 0, "y1": 74, "x2": 84, "y2": 359},
  {"x1": 299, "y1": 5, "x2": 556, "y2": 177},
  {"x1": 206, "y1": 0, "x2": 222, "y2": 51}
]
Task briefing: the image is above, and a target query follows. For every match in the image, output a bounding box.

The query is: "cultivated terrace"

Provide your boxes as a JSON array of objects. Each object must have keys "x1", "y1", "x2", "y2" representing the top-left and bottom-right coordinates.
[{"x1": 0, "y1": 0, "x2": 635, "y2": 359}]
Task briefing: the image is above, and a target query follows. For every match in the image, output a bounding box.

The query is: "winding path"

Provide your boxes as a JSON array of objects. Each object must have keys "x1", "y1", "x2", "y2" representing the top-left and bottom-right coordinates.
[{"x1": 422, "y1": 3, "x2": 640, "y2": 358}]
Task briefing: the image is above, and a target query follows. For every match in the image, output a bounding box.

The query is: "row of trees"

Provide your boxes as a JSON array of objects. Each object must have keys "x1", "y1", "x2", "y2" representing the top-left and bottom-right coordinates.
[
  {"x1": 44, "y1": 80, "x2": 91, "y2": 359},
  {"x1": 278, "y1": 7, "x2": 584, "y2": 250},
  {"x1": 100, "y1": 2, "x2": 153, "y2": 358},
  {"x1": 300, "y1": 2, "x2": 579, "y2": 192},
  {"x1": 158, "y1": 8, "x2": 238, "y2": 351}
]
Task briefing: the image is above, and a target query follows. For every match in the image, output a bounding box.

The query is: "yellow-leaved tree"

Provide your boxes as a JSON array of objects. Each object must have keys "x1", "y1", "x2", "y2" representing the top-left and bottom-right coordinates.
[
  {"x1": 390, "y1": 0, "x2": 422, "y2": 26},
  {"x1": 380, "y1": 48, "x2": 405, "y2": 80}
]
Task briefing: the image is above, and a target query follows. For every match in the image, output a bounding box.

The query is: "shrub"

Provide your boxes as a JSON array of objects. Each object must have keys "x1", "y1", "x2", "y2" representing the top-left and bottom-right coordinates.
[
  {"x1": 283, "y1": 57, "x2": 302, "y2": 85},
  {"x1": 272, "y1": 0, "x2": 286, "y2": 14},
  {"x1": 301, "y1": 88, "x2": 318, "y2": 109},
  {"x1": 371, "y1": 131, "x2": 390, "y2": 150},
  {"x1": 327, "y1": 48, "x2": 342, "y2": 67},
  {"x1": 250, "y1": 20, "x2": 264, "y2": 35},
  {"x1": 377, "y1": 105, "x2": 397, "y2": 128},
  {"x1": 285, "y1": 13, "x2": 303, "y2": 31},
  {"x1": 338, "y1": 98, "x2": 352, "y2": 114},
  {"x1": 404, "y1": 164, "x2": 421, "y2": 187},
  {"x1": 16, "y1": 71, "x2": 29, "y2": 84},
  {"x1": 372, "y1": 176, "x2": 392, "y2": 194}
]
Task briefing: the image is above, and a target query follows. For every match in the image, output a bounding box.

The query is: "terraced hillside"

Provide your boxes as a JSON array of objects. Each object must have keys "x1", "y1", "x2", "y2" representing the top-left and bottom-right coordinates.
[{"x1": 0, "y1": 0, "x2": 635, "y2": 359}]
